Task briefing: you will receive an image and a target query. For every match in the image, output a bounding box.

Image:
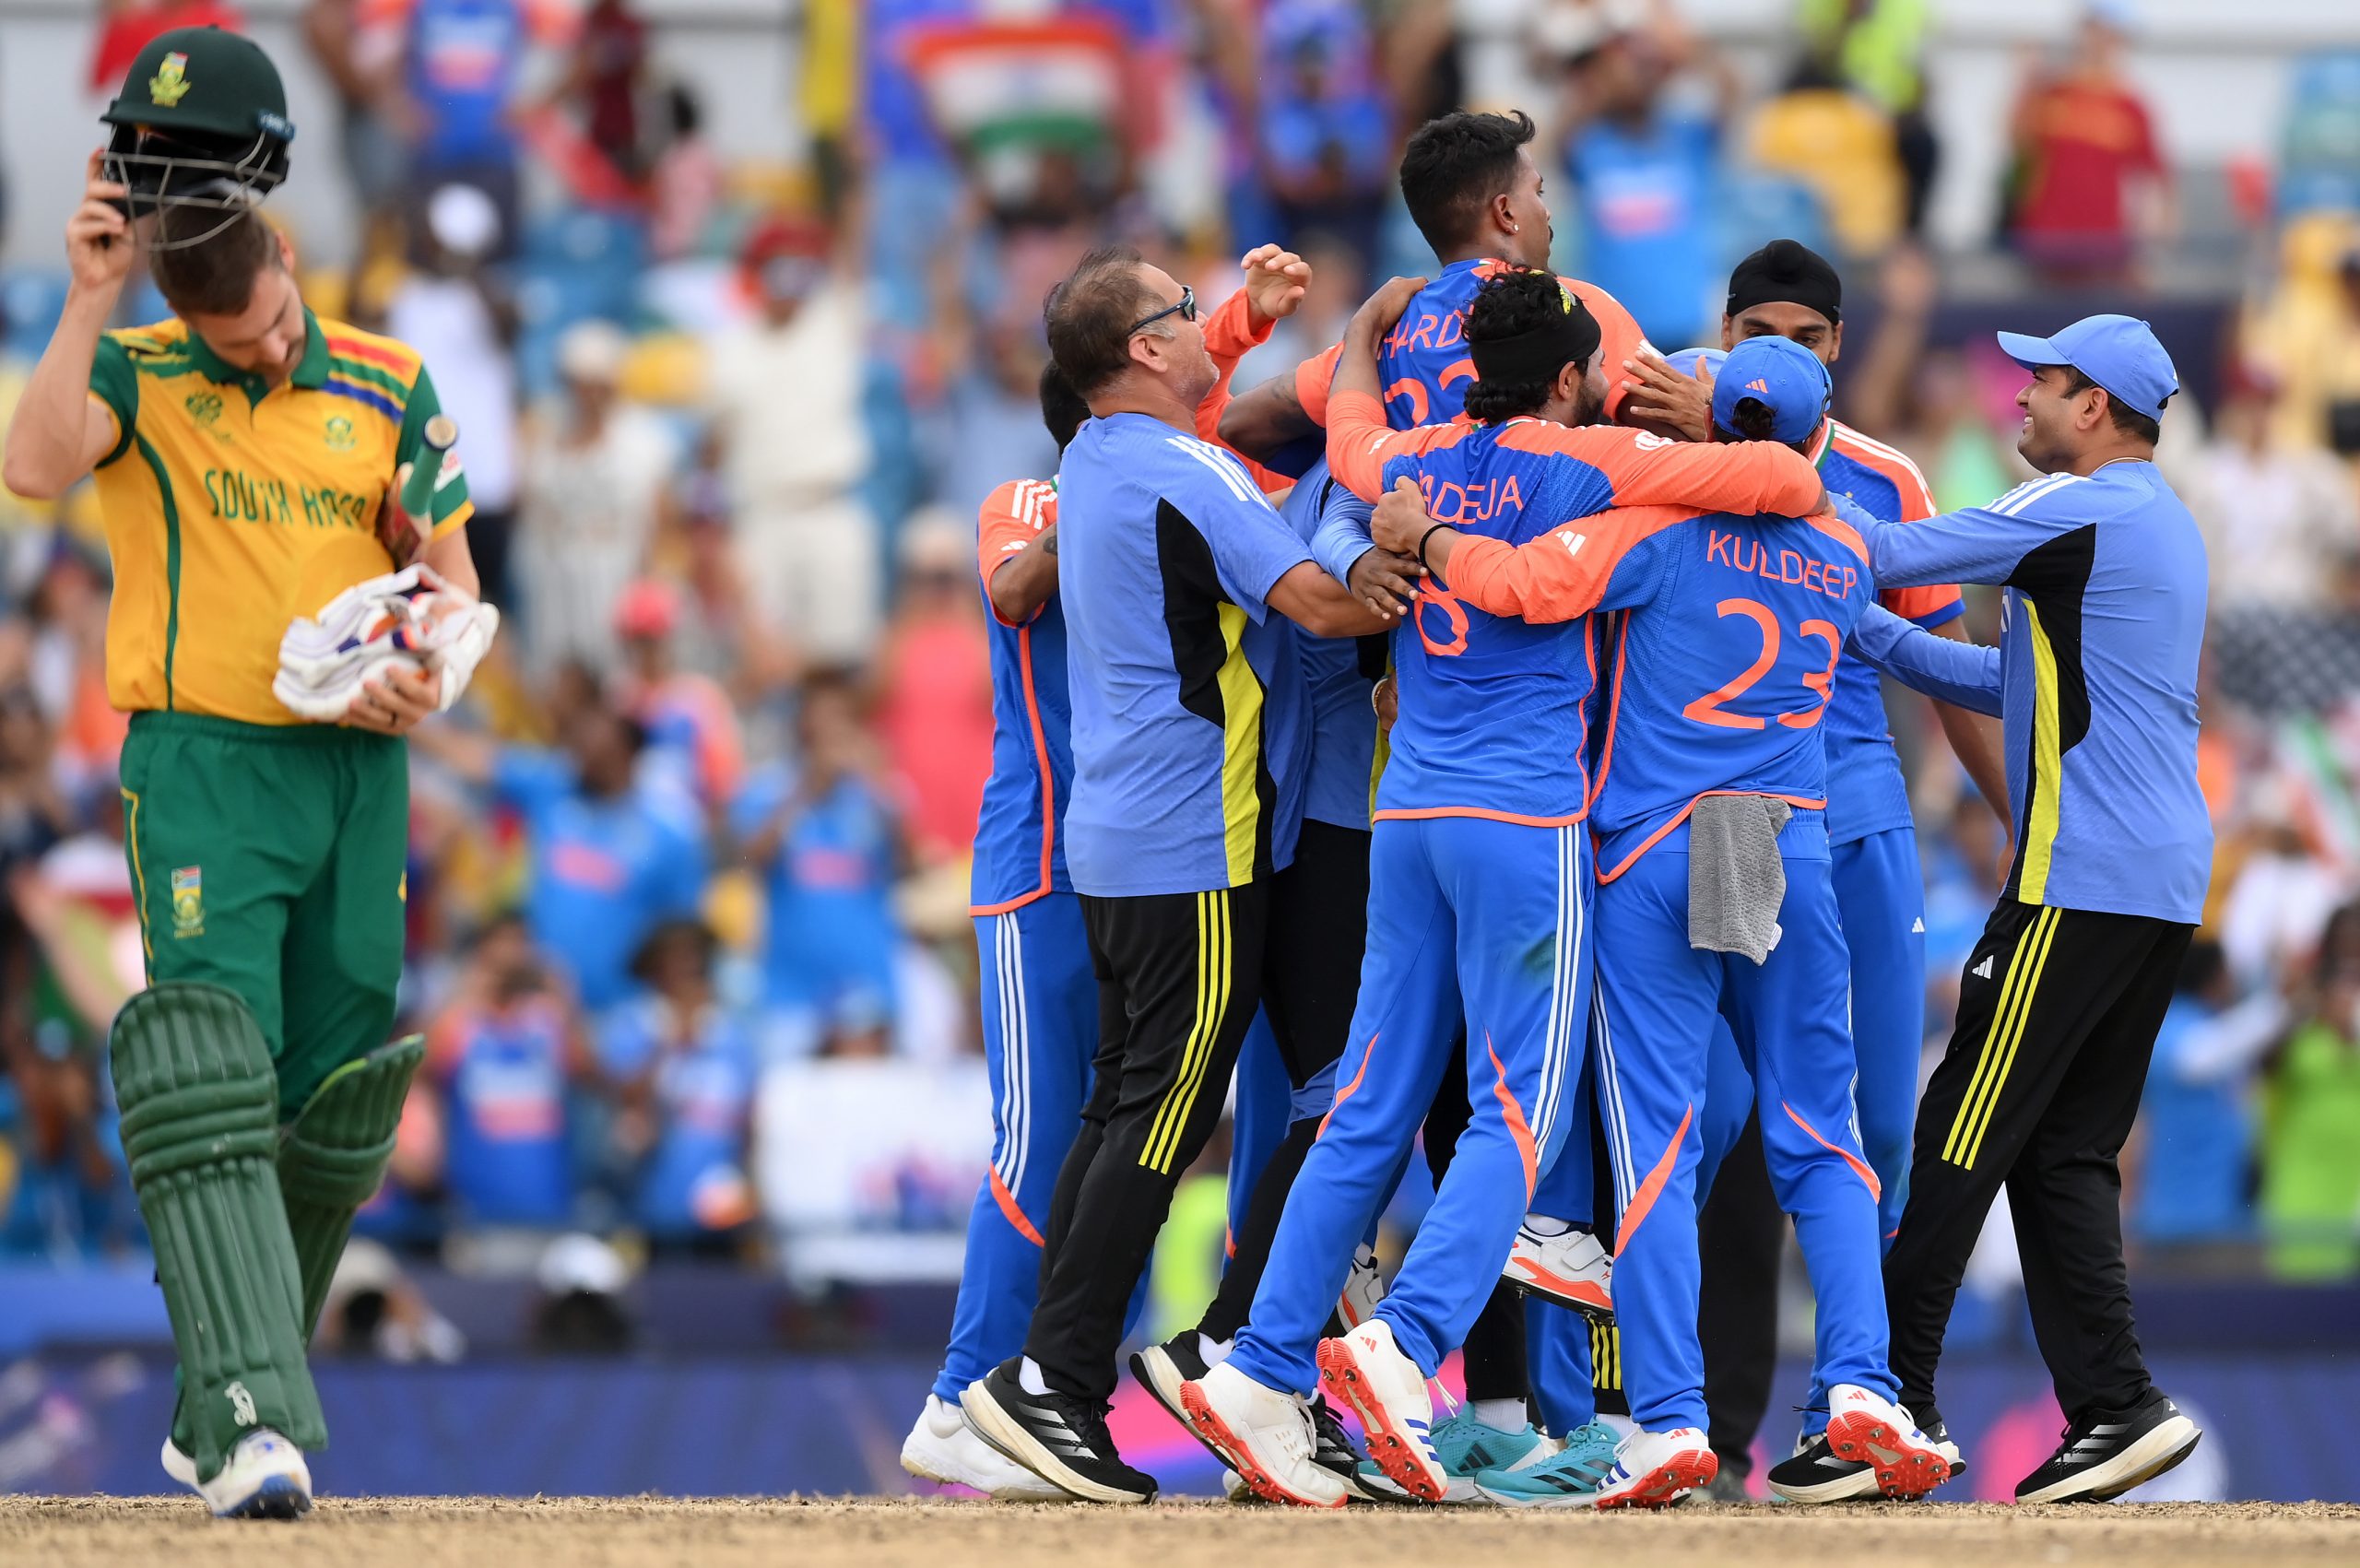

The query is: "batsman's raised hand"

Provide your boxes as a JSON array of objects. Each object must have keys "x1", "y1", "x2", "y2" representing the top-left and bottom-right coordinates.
[{"x1": 66, "y1": 151, "x2": 135, "y2": 300}]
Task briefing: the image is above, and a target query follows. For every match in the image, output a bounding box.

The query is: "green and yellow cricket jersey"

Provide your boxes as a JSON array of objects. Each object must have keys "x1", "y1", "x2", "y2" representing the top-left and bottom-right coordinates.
[{"x1": 87, "y1": 310, "x2": 474, "y2": 726}]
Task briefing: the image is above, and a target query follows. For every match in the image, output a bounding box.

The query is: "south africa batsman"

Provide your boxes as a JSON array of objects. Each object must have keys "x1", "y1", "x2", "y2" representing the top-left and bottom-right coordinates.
[{"x1": 1, "y1": 27, "x2": 489, "y2": 1517}]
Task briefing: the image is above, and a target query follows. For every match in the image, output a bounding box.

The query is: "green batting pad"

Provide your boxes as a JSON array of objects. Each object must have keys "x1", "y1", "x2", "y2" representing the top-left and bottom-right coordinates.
[
  {"x1": 112, "y1": 983, "x2": 324, "y2": 1479},
  {"x1": 279, "y1": 1034, "x2": 424, "y2": 1340}
]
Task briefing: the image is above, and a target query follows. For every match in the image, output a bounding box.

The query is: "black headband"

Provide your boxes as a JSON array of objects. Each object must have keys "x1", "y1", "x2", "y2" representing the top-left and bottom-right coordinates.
[
  {"x1": 1727, "y1": 238, "x2": 1841, "y2": 325},
  {"x1": 1468, "y1": 289, "x2": 1602, "y2": 388}
]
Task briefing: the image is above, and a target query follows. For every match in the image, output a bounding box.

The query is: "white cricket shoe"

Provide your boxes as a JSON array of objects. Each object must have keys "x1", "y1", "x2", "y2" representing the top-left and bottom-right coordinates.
[
  {"x1": 1337, "y1": 1244, "x2": 1383, "y2": 1329},
  {"x1": 1592, "y1": 1425, "x2": 1717, "y2": 1509},
  {"x1": 162, "y1": 1429, "x2": 313, "y2": 1519},
  {"x1": 1823, "y1": 1384, "x2": 1953, "y2": 1500},
  {"x1": 1501, "y1": 1222, "x2": 1612, "y2": 1316},
  {"x1": 900, "y1": 1394, "x2": 1067, "y2": 1500},
  {"x1": 1178, "y1": 1362, "x2": 1347, "y2": 1509},
  {"x1": 1316, "y1": 1319, "x2": 1446, "y2": 1503}
]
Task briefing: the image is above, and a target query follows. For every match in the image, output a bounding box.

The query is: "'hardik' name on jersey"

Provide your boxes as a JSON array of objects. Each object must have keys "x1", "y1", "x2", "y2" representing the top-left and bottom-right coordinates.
[{"x1": 1704, "y1": 529, "x2": 1860, "y2": 599}]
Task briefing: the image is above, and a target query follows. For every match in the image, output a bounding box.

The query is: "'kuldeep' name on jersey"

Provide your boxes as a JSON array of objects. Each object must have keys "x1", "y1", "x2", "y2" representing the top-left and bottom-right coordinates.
[{"x1": 1704, "y1": 528, "x2": 1860, "y2": 601}]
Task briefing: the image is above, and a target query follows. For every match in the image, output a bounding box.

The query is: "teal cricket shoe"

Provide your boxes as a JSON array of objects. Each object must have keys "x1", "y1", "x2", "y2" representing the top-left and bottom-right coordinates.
[
  {"x1": 1472, "y1": 1421, "x2": 1622, "y2": 1508},
  {"x1": 1355, "y1": 1406, "x2": 1554, "y2": 1503}
]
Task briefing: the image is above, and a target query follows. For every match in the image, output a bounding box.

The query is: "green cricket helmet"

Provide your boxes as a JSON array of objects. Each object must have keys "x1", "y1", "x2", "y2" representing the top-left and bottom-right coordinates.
[{"x1": 100, "y1": 26, "x2": 294, "y2": 248}]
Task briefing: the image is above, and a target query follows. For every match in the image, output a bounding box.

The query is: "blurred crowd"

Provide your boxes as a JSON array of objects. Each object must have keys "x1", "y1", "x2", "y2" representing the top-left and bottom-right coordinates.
[{"x1": 5, "y1": 0, "x2": 2360, "y2": 1301}]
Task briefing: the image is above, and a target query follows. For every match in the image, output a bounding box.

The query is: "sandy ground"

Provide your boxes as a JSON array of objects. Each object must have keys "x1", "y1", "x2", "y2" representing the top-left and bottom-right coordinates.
[{"x1": 6, "y1": 1496, "x2": 2358, "y2": 1568}]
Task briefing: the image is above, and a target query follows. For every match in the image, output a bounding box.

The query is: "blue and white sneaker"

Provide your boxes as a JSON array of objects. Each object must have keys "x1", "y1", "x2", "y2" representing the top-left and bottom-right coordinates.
[
  {"x1": 1354, "y1": 1405, "x2": 1555, "y2": 1503},
  {"x1": 162, "y1": 1429, "x2": 313, "y2": 1519},
  {"x1": 1472, "y1": 1421, "x2": 1621, "y2": 1507}
]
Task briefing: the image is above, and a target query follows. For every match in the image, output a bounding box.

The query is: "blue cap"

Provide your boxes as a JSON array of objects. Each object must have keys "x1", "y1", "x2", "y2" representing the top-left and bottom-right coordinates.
[
  {"x1": 1711, "y1": 335, "x2": 1831, "y2": 444},
  {"x1": 1995, "y1": 313, "x2": 2178, "y2": 421},
  {"x1": 1663, "y1": 346, "x2": 1727, "y2": 381}
]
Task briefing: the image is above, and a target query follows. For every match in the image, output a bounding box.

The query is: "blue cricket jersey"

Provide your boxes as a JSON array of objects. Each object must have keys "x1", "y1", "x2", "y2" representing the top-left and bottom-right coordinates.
[
  {"x1": 1058, "y1": 413, "x2": 1314, "y2": 897},
  {"x1": 969, "y1": 477, "x2": 1074, "y2": 912},
  {"x1": 1277, "y1": 460, "x2": 1379, "y2": 831},
  {"x1": 1812, "y1": 420, "x2": 1965, "y2": 844},
  {"x1": 1578, "y1": 497, "x2": 1879, "y2": 878},
  {"x1": 1322, "y1": 391, "x2": 1830, "y2": 824},
  {"x1": 1295, "y1": 260, "x2": 1654, "y2": 434},
  {"x1": 1848, "y1": 461, "x2": 2212, "y2": 925}
]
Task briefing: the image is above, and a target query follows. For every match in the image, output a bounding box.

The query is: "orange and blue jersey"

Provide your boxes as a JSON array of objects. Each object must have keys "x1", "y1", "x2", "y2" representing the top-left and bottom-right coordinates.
[
  {"x1": 1321, "y1": 386, "x2": 1828, "y2": 824},
  {"x1": 1442, "y1": 491, "x2": 1878, "y2": 873},
  {"x1": 1448, "y1": 492, "x2": 1895, "y2": 1434},
  {"x1": 1291, "y1": 260, "x2": 1654, "y2": 431},
  {"x1": 1812, "y1": 419, "x2": 1964, "y2": 844},
  {"x1": 970, "y1": 477, "x2": 1072, "y2": 914}
]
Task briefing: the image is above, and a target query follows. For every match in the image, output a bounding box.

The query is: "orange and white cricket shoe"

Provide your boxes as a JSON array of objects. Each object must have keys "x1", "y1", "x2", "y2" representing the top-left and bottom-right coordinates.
[
  {"x1": 1823, "y1": 1384, "x2": 1953, "y2": 1500},
  {"x1": 1316, "y1": 1320, "x2": 1447, "y2": 1503},
  {"x1": 1178, "y1": 1363, "x2": 1348, "y2": 1509},
  {"x1": 1592, "y1": 1426, "x2": 1717, "y2": 1509},
  {"x1": 1500, "y1": 1222, "x2": 1612, "y2": 1317}
]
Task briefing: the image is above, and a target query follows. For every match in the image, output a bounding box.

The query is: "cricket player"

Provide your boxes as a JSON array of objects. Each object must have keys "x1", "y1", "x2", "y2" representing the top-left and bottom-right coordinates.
[
  {"x1": 1842, "y1": 314, "x2": 2210, "y2": 1504},
  {"x1": 1222, "y1": 110, "x2": 1653, "y2": 1469},
  {"x1": 1622, "y1": 242, "x2": 2011, "y2": 1502},
  {"x1": 1, "y1": 29, "x2": 483, "y2": 1518},
  {"x1": 900, "y1": 366, "x2": 1094, "y2": 1500},
  {"x1": 1174, "y1": 266, "x2": 1826, "y2": 1509},
  {"x1": 1363, "y1": 334, "x2": 1952, "y2": 1508}
]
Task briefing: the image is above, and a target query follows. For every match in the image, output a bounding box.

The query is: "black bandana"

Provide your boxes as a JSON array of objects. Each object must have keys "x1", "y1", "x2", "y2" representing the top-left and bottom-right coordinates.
[
  {"x1": 1727, "y1": 239, "x2": 1842, "y2": 325},
  {"x1": 1468, "y1": 282, "x2": 1602, "y2": 388}
]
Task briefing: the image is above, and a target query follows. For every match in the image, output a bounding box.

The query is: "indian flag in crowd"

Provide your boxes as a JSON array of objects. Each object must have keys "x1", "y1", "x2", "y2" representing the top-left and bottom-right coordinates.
[{"x1": 901, "y1": 15, "x2": 1127, "y2": 157}]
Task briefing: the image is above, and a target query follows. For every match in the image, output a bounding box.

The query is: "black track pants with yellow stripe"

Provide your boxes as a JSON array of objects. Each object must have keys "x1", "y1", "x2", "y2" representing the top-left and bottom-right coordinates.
[
  {"x1": 1883, "y1": 899, "x2": 2191, "y2": 1426},
  {"x1": 1026, "y1": 881, "x2": 1272, "y2": 1402}
]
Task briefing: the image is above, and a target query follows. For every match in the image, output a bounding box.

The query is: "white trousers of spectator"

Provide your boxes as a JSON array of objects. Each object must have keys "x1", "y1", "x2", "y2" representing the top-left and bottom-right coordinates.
[
  {"x1": 737, "y1": 497, "x2": 881, "y2": 669},
  {"x1": 520, "y1": 535, "x2": 642, "y2": 678}
]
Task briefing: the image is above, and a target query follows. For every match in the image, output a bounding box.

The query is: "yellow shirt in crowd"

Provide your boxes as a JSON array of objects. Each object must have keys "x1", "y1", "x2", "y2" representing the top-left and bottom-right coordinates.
[{"x1": 87, "y1": 310, "x2": 473, "y2": 725}]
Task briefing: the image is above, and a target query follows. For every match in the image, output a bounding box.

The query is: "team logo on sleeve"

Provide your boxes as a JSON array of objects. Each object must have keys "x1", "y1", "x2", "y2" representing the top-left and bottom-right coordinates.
[
  {"x1": 324, "y1": 415, "x2": 356, "y2": 452},
  {"x1": 170, "y1": 866, "x2": 205, "y2": 938},
  {"x1": 149, "y1": 53, "x2": 193, "y2": 108}
]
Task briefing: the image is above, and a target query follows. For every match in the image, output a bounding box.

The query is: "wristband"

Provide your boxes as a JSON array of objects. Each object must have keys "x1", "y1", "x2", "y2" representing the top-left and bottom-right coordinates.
[{"x1": 1416, "y1": 523, "x2": 1451, "y2": 571}]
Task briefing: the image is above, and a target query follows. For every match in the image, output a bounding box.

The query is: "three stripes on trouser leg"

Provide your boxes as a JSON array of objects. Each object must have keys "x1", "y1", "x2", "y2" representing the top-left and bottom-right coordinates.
[
  {"x1": 1140, "y1": 890, "x2": 1232, "y2": 1174},
  {"x1": 1943, "y1": 906, "x2": 2062, "y2": 1170}
]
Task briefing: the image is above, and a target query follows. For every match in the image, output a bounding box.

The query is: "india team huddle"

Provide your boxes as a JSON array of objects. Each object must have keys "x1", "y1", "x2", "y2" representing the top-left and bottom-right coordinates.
[{"x1": 905, "y1": 107, "x2": 2212, "y2": 1514}]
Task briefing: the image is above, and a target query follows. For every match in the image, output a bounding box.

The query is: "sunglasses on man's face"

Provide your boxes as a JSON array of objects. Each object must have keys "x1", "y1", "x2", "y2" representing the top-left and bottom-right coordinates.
[{"x1": 1127, "y1": 285, "x2": 1197, "y2": 336}]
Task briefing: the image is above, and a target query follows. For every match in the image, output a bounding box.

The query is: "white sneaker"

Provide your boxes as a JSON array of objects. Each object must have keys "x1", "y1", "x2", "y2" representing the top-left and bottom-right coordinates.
[
  {"x1": 1823, "y1": 1384, "x2": 1953, "y2": 1500},
  {"x1": 1337, "y1": 1244, "x2": 1383, "y2": 1329},
  {"x1": 900, "y1": 1394, "x2": 1067, "y2": 1500},
  {"x1": 1501, "y1": 1223, "x2": 1612, "y2": 1316},
  {"x1": 1592, "y1": 1426, "x2": 1717, "y2": 1510},
  {"x1": 1316, "y1": 1319, "x2": 1446, "y2": 1503},
  {"x1": 1178, "y1": 1362, "x2": 1346, "y2": 1509},
  {"x1": 163, "y1": 1429, "x2": 313, "y2": 1519}
]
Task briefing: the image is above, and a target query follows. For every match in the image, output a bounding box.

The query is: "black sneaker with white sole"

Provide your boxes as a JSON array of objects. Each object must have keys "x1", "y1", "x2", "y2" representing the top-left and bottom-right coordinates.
[
  {"x1": 2014, "y1": 1390, "x2": 2201, "y2": 1504},
  {"x1": 1129, "y1": 1333, "x2": 1212, "y2": 1430},
  {"x1": 1768, "y1": 1420, "x2": 1966, "y2": 1504},
  {"x1": 1766, "y1": 1433, "x2": 1881, "y2": 1504},
  {"x1": 1309, "y1": 1397, "x2": 1375, "y2": 1499},
  {"x1": 959, "y1": 1359, "x2": 1158, "y2": 1504}
]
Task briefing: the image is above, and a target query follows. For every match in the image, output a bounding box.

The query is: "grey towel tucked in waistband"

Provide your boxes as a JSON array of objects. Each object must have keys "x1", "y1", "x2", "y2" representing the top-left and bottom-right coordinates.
[{"x1": 1688, "y1": 794, "x2": 1792, "y2": 963}]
